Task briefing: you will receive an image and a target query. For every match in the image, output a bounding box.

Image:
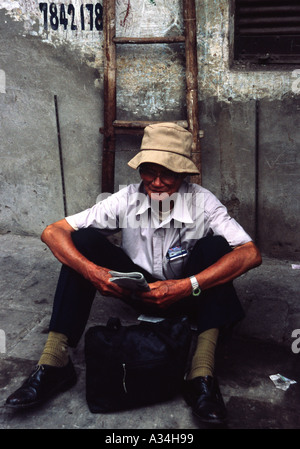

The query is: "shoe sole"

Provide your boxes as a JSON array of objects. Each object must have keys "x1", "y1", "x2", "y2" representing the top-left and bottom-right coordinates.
[{"x1": 5, "y1": 374, "x2": 77, "y2": 410}]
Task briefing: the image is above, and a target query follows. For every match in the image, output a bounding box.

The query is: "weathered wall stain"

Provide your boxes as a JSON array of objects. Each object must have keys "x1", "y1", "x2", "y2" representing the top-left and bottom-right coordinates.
[
  {"x1": 0, "y1": 69, "x2": 5, "y2": 93},
  {"x1": 118, "y1": 0, "x2": 131, "y2": 28},
  {"x1": 1, "y1": 0, "x2": 298, "y2": 104},
  {"x1": 0, "y1": 0, "x2": 104, "y2": 75}
]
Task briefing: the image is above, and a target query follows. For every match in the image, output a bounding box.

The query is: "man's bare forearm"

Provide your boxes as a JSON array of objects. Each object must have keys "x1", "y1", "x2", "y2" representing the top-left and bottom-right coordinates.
[
  {"x1": 139, "y1": 241, "x2": 262, "y2": 309},
  {"x1": 41, "y1": 219, "x2": 97, "y2": 280},
  {"x1": 194, "y1": 241, "x2": 262, "y2": 291}
]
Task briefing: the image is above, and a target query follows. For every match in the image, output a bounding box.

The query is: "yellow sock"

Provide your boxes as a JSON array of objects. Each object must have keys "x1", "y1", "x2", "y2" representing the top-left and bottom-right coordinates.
[
  {"x1": 38, "y1": 331, "x2": 69, "y2": 367},
  {"x1": 187, "y1": 328, "x2": 219, "y2": 379}
]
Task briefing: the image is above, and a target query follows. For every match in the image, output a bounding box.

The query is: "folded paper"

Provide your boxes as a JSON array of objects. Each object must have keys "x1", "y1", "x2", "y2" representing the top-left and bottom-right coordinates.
[{"x1": 109, "y1": 271, "x2": 150, "y2": 291}]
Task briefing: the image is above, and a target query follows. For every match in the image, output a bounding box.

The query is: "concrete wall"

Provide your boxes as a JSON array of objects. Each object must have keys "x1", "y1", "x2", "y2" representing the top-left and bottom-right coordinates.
[
  {"x1": 0, "y1": 1, "x2": 103, "y2": 235},
  {"x1": 0, "y1": 0, "x2": 299, "y2": 260}
]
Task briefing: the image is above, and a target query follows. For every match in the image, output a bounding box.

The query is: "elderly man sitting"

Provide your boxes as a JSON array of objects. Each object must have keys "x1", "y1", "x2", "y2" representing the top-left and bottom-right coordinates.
[{"x1": 6, "y1": 122, "x2": 261, "y2": 424}]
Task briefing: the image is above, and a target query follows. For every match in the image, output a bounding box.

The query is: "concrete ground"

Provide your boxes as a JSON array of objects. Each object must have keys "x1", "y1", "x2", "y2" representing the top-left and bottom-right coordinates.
[{"x1": 0, "y1": 233, "x2": 300, "y2": 430}]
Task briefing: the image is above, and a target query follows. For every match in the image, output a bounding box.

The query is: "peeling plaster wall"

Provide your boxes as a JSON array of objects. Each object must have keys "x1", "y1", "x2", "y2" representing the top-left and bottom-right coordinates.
[
  {"x1": 2, "y1": 0, "x2": 296, "y2": 101},
  {"x1": 0, "y1": 0, "x2": 299, "y2": 259},
  {"x1": 0, "y1": 0, "x2": 187, "y2": 142},
  {"x1": 1, "y1": 0, "x2": 102, "y2": 50}
]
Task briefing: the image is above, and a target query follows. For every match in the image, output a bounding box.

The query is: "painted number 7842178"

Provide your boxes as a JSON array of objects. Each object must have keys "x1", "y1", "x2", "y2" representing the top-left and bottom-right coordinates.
[{"x1": 39, "y1": 2, "x2": 103, "y2": 32}]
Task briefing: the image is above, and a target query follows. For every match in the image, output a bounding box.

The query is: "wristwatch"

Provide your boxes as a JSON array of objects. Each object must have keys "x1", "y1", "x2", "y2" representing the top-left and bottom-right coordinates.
[{"x1": 189, "y1": 276, "x2": 201, "y2": 296}]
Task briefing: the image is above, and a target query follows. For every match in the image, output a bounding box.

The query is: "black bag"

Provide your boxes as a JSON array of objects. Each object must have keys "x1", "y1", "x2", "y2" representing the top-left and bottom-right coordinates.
[{"x1": 84, "y1": 316, "x2": 192, "y2": 413}]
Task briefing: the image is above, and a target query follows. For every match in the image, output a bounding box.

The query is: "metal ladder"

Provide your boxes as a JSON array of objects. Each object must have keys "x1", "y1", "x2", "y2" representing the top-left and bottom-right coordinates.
[{"x1": 101, "y1": 0, "x2": 201, "y2": 192}]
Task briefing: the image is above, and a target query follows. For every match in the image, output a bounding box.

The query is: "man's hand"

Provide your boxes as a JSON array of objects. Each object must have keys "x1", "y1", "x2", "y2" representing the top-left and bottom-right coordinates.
[
  {"x1": 137, "y1": 278, "x2": 192, "y2": 309},
  {"x1": 86, "y1": 265, "x2": 130, "y2": 299}
]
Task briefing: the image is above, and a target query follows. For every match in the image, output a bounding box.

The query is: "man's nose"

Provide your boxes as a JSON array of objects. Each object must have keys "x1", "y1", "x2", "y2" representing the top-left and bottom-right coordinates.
[{"x1": 152, "y1": 175, "x2": 164, "y2": 186}]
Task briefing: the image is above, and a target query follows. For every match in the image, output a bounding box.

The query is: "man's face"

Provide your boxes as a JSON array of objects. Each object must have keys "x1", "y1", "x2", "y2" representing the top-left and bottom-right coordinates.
[{"x1": 139, "y1": 163, "x2": 185, "y2": 203}]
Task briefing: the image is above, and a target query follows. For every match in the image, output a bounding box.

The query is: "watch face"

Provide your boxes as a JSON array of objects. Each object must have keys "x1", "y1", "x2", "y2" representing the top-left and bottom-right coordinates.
[{"x1": 190, "y1": 276, "x2": 198, "y2": 288}]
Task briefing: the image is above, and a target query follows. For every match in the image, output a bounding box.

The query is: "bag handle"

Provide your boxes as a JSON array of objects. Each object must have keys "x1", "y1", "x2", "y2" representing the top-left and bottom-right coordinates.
[
  {"x1": 105, "y1": 317, "x2": 190, "y2": 354},
  {"x1": 140, "y1": 319, "x2": 190, "y2": 353}
]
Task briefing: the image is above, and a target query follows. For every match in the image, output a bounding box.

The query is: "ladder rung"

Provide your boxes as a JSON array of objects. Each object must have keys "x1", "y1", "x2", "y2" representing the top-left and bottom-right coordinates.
[
  {"x1": 112, "y1": 120, "x2": 188, "y2": 134},
  {"x1": 113, "y1": 36, "x2": 185, "y2": 45}
]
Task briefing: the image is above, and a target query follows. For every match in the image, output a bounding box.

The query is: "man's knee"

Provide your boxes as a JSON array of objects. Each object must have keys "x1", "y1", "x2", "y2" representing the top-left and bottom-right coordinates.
[
  {"x1": 71, "y1": 228, "x2": 106, "y2": 258},
  {"x1": 195, "y1": 235, "x2": 232, "y2": 258},
  {"x1": 185, "y1": 235, "x2": 232, "y2": 275}
]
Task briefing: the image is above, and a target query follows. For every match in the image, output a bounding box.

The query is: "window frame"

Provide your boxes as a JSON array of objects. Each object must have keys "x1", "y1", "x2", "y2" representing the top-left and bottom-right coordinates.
[{"x1": 233, "y1": 0, "x2": 300, "y2": 66}]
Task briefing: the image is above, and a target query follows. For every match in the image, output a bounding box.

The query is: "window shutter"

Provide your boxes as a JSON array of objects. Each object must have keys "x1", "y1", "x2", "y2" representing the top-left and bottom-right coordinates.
[{"x1": 235, "y1": 0, "x2": 300, "y2": 64}]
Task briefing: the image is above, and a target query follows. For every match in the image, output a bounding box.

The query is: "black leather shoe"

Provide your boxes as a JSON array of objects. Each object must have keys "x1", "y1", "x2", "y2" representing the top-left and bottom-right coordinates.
[
  {"x1": 183, "y1": 376, "x2": 227, "y2": 424},
  {"x1": 6, "y1": 358, "x2": 77, "y2": 409}
]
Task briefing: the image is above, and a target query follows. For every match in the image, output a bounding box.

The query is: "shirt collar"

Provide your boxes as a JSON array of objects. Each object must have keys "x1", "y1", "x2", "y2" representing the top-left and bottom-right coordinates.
[
  {"x1": 134, "y1": 182, "x2": 151, "y2": 216},
  {"x1": 135, "y1": 181, "x2": 194, "y2": 225},
  {"x1": 171, "y1": 181, "x2": 194, "y2": 225}
]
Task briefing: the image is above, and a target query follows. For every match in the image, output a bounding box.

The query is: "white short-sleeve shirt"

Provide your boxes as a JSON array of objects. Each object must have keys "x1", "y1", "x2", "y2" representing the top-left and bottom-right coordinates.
[{"x1": 65, "y1": 181, "x2": 252, "y2": 280}]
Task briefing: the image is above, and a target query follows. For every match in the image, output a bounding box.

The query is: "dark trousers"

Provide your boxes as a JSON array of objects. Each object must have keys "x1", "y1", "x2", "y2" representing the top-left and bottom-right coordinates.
[{"x1": 49, "y1": 229, "x2": 245, "y2": 347}]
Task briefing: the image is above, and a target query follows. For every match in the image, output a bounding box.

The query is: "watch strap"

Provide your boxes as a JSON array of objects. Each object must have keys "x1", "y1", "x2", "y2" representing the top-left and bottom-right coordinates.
[{"x1": 189, "y1": 276, "x2": 201, "y2": 296}]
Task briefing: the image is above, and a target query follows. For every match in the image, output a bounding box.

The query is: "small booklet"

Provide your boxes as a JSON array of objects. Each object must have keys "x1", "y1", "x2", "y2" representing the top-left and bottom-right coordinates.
[{"x1": 109, "y1": 271, "x2": 150, "y2": 291}]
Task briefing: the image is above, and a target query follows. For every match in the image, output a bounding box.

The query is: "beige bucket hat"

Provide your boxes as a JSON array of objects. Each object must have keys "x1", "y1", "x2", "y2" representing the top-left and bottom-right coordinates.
[{"x1": 127, "y1": 122, "x2": 199, "y2": 174}]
